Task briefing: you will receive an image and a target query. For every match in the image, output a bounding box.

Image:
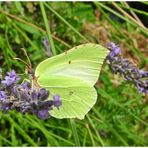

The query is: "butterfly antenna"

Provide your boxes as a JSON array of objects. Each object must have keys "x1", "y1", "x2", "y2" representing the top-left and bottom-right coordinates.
[
  {"x1": 13, "y1": 57, "x2": 32, "y2": 77},
  {"x1": 20, "y1": 48, "x2": 32, "y2": 68},
  {"x1": 14, "y1": 57, "x2": 30, "y2": 67}
]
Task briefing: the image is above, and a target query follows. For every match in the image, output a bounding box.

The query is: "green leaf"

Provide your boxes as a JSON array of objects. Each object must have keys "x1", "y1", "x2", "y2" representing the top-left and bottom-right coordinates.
[
  {"x1": 16, "y1": 22, "x2": 41, "y2": 36},
  {"x1": 35, "y1": 43, "x2": 109, "y2": 119}
]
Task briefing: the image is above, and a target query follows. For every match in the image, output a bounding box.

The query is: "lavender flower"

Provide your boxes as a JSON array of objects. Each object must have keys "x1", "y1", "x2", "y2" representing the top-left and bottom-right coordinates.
[
  {"x1": 0, "y1": 91, "x2": 7, "y2": 102},
  {"x1": 53, "y1": 94, "x2": 62, "y2": 109},
  {"x1": 21, "y1": 81, "x2": 31, "y2": 90},
  {"x1": 107, "y1": 42, "x2": 121, "y2": 59},
  {"x1": 106, "y1": 42, "x2": 148, "y2": 94},
  {"x1": 0, "y1": 69, "x2": 62, "y2": 120},
  {"x1": 38, "y1": 88, "x2": 49, "y2": 101},
  {"x1": 42, "y1": 38, "x2": 52, "y2": 57},
  {"x1": 139, "y1": 70, "x2": 148, "y2": 77},
  {"x1": 2, "y1": 70, "x2": 20, "y2": 87},
  {"x1": 38, "y1": 109, "x2": 50, "y2": 120}
]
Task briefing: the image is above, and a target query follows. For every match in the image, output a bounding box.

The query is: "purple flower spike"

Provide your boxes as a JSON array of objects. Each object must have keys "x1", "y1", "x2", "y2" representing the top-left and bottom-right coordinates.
[
  {"x1": 11, "y1": 85, "x2": 20, "y2": 98},
  {"x1": 2, "y1": 70, "x2": 20, "y2": 87},
  {"x1": 2, "y1": 103, "x2": 10, "y2": 111},
  {"x1": 42, "y1": 38, "x2": 52, "y2": 57},
  {"x1": 7, "y1": 70, "x2": 17, "y2": 77},
  {"x1": 0, "y1": 68, "x2": 61, "y2": 120},
  {"x1": 38, "y1": 109, "x2": 50, "y2": 120},
  {"x1": 53, "y1": 94, "x2": 62, "y2": 109},
  {"x1": 2, "y1": 76, "x2": 16, "y2": 86},
  {"x1": 20, "y1": 90, "x2": 31, "y2": 102},
  {"x1": 31, "y1": 90, "x2": 38, "y2": 102},
  {"x1": 107, "y1": 42, "x2": 148, "y2": 94},
  {"x1": 21, "y1": 81, "x2": 31, "y2": 90},
  {"x1": 139, "y1": 70, "x2": 148, "y2": 78},
  {"x1": 0, "y1": 91, "x2": 7, "y2": 102},
  {"x1": 107, "y1": 42, "x2": 121, "y2": 59},
  {"x1": 38, "y1": 88, "x2": 49, "y2": 101}
]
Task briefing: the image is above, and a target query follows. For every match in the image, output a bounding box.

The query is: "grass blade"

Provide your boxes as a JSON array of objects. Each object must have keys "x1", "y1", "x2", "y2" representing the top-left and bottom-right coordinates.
[
  {"x1": 44, "y1": 2, "x2": 89, "y2": 42},
  {"x1": 85, "y1": 124, "x2": 96, "y2": 146},
  {"x1": 69, "y1": 119, "x2": 80, "y2": 146},
  {"x1": 40, "y1": 2, "x2": 56, "y2": 56},
  {"x1": 6, "y1": 115, "x2": 37, "y2": 146},
  {"x1": 86, "y1": 115, "x2": 105, "y2": 146}
]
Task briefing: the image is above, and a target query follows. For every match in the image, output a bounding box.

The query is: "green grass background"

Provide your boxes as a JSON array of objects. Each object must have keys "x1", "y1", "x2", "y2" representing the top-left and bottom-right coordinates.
[{"x1": 0, "y1": 2, "x2": 147, "y2": 146}]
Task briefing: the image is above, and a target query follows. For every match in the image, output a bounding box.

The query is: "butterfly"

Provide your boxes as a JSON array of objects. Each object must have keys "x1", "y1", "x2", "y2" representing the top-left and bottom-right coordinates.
[{"x1": 35, "y1": 43, "x2": 109, "y2": 119}]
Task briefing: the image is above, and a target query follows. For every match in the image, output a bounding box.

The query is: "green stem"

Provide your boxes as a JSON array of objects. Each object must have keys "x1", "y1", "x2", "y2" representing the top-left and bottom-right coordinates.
[
  {"x1": 69, "y1": 119, "x2": 80, "y2": 146},
  {"x1": 40, "y1": 2, "x2": 56, "y2": 56}
]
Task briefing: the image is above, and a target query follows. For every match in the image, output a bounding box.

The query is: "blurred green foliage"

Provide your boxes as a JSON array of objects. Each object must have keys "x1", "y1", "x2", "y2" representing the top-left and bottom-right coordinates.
[{"x1": 0, "y1": 1, "x2": 147, "y2": 146}]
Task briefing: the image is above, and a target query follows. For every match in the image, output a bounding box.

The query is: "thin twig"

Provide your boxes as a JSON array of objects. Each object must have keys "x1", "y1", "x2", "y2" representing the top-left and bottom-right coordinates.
[
  {"x1": 112, "y1": 2, "x2": 148, "y2": 31},
  {"x1": 123, "y1": 2, "x2": 145, "y2": 27}
]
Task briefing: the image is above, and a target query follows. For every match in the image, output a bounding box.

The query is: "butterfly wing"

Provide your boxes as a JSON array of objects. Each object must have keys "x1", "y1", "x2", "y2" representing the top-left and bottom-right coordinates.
[{"x1": 35, "y1": 43, "x2": 109, "y2": 119}]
